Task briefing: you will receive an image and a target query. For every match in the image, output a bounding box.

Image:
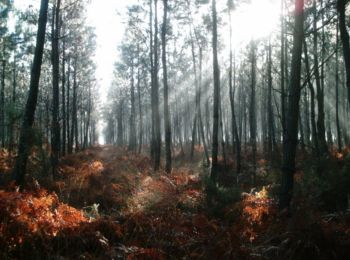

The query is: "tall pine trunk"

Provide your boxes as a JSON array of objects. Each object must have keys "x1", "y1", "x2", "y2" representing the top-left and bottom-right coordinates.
[
  {"x1": 51, "y1": 0, "x2": 61, "y2": 176},
  {"x1": 279, "y1": 0, "x2": 304, "y2": 210},
  {"x1": 162, "y1": 0, "x2": 172, "y2": 173},
  {"x1": 210, "y1": 0, "x2": 220, "y2": 181},
  {"x1": 12, "y1": 0, "x2": 49, "y2": 185}
]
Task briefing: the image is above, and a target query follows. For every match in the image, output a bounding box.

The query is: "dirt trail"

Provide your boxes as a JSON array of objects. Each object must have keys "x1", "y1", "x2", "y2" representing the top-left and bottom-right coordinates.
[{"x1": 57, "y1": 145, "x2": 201, "y2": 218}]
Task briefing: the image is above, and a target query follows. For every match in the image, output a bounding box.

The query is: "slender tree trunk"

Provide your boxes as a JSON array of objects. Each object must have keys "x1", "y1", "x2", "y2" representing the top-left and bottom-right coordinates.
[
  {"x1": 198, "y1": 48, "x2": 210, "y2": 165},
  {"x1": 72, "y1": 57, "x2": 78, "y2": 152},
  {"x1": 279, "y1": 0, "x2": 304, "y2": 210},
  {"x1": 61, "y1": 29, "x2": 66, "y2": 156},
  {"x1": 129, "y1": 60, "x2": 136, "y2": 152},
  {"x1": 149, "y1": 0, "x2": 155, "y2": 159},
  {"x1": 12, "y1": 0, "x2": 49, "y2": 185},
  {"x1": 267, "y1": 40, "x2": 275, "y2": 157},
  {"x1": 162, "y1": 0, "x2": 171, "y2": 173},
  {"x1": 84, "y1": 85, "x2": 91, "y2": 149},
  {"x1": 280, "y1": 0, "x2": 286, "y2": 140},
  {"x1": 190, "y1": 30, "x2": 198, "y2": 160},
  {"x1": 137, "y1": 50, "x2": 143, "y2": 154},
  {"x1": 303, "y1": 89, "x2": 311, "y2": 146},
  {"x1": 51, "y1": 0, "x2": 61, "y2": 176},
  {"x1": 303, "y1": 39, "x2": 320, "y2": 157},
  {"x1": 117, "y1": 101, "x2": 123, "y2": 146},
  {"x1": 1, "y1": 59, "x2": 5, "y2": 147},
  {"x1": 335, "y1": 23, "x2": 342, "y2": 152},
  {"x1": 67, "y1": 57, "x2": 71, "y2": 154},
  {"x1": 151, "y1": 0, "x2": 161, "y2": 171},
  {"x1": 250, "y1": 41, "x2": 257, "y2": 185},
  {"x1": 9, "y1": 51, "x2": 16, "y2": 152},
  {"x1": 210, "y1": 0, "x2": 220, "y2": 181},
  {"x1": 313, "y1": 0, "x2": 327, "y2": 155},
  {"x1": 337, "y1": 0, "x2": 350, "y2": 104}
]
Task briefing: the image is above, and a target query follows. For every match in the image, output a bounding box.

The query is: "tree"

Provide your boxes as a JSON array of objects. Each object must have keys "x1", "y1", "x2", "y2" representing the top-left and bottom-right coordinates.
[
  {"x1": 162, "y1": 0, "x2": 172, "y2": 174},
  {"x1": 150, "y1": 0, "x2": 161, "y2": 171},
  {"x1": 12, "y1": 0, "x2": 49, "y2": 185},
  {"x1": 249, "y1": 41, "x2": 257, "y2": 185},
  {"x1": 279, "y1": 0, "x2": 304, "y2": 210},
  {"x1": 210, "y1": 0, "x2": 220, "y2": 181},
  {"x1": 337, "y1": 0, "x2": 350, "y2": 105},
  {"x1": 51, "y1": 0, "x2": 61, "y2": 176}
]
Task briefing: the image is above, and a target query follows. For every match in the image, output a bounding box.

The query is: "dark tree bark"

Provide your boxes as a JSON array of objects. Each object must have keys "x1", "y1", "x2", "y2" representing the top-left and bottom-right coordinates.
[
  {"x1": 1, "y1": 59, "x2": 5, "y2": 148},
  {"x1": 279, "y1": 0, "x2": 304, "y2": 210},
  {"x1": 267, "y1": 40, "x2": 276, "y2": 157},
  {"x1": 250, "y1": 41, "x2": 257, "y2": 185},
  {"x1": 210, "y1": 0, "x2": 220, "y2": 181},
  {"x1": 83, "y1": 83, "x2": 91, "y2": 149},
  {"x1": 137, "y1": 48, "x2": 143, "y2": 154},
  {"x1": 190, "y1": 32, "x2": 198, "y2": 160},
  {"x1": 67, "y1": 56, "x2": 72, "y2": 154},
  {"x1": 72, "y1": 57, "x2": 78, "y2": 152},
  {"x1": 61, "y1": 28, "x2": 66, "y2": 156},
  {"x1": 117, "y1": 100, "x2": 124, "y2": 146},
  {"x1": 12, "y1": 0, "x2": 49, "y2": 185},
  {"x1": 162, "y1": 0, "x2": 172, "y2": 173},
  {"x1": 280, "y1": 0, "x2": 286, "y2": 140},
  {"x1": 335, "y1": 23, "x2": 342, "y2": 152},
  {"x1": 198, "y1": 48, "x2": 210, "y2": 165},
  {"x1": 337, "y1": 0, "x2": 350, "y2": 104},
  {"x1": 51, "y1": 0, "x2": 61, "y2": 176},
  {"x1": 313, "y1": 0, "x2": 327, "y2": 155},
  {"x1": 129, "y1": 59, "x2": 137, "y2": 152},
  {"x1": 303, "y1": 39, "x2": 320, "y2": 157},
  {"x1": 151, "y1": 0, "x2": 161, "y2": 171}
]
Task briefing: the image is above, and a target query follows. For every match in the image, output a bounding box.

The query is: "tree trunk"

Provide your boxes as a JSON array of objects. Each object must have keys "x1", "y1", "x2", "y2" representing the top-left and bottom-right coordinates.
[
  {"x1": 129, "y1": 60, "x2": 137, "y2": 152},
  {"x1": 337, "y1": 0, "x2": 350, "y2": 104},
  {"x1": 280, "y1": 0, "x2": 286, "y2": 140},
  {"x1": 151, "y1": 0, "x2": 161, "y2": 171},
  {"x1": 51, "y1": 0, "x2": 61, "y2": 176},
  {"x1": 67, "y1": 56, "x2": 72, "y2": 154},
  {"x1": 210, "y1": 0, "x2": 220, "y2": 182},
  {"x1": 303, "y1": 39, "x2": 320, "y2": 157},
  {"x1": 313, "y1": 0, "x2": 327, "y2": 155},
  {"x1": 61, "y1": 28, "x2": 66, "y2": 156},
  {"x1": 137, "y1": 50, "x2": 143, "y2": 154},
  {"x1": 335, "y1": 23, "x2": 342, "y2": 152},
  {"x1": 279, "y1": 0, "x2": 304, "y2": 210},
  {"x1": 12, "y1": 0, "x2": 49, "y2": 185},
  {"x1": 267, "y1": 40, "x2": 276, "y2": 157},
  {"x1": 162, "y1": 0, "x2": 171, "y2": 173},
  {"x1": 250, "y1": 41, "x2": 257, "y2": 185}
]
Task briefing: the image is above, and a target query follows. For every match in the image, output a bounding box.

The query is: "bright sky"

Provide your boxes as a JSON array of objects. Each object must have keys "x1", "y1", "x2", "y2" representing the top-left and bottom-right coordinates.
[
  {"x1": 86, "y1": 0, "x2": 137, "y2": 104},
  {"x1": 86, "y1": 0, "x2": 280, "y2": 103},
  {"x1": 13, "y1": 0, "x2": 280, "y2": 144}
]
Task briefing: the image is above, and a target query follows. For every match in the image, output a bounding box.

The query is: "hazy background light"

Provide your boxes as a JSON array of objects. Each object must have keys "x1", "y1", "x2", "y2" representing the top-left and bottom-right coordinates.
[{"x1": 12, "y1": 0, "x2": 281, "y2": 145}]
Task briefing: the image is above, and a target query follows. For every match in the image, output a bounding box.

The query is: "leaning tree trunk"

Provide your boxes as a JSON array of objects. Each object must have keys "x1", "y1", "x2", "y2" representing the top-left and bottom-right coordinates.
[
  {"x1": 12, "y1": 0, "x2": 49, "y2": 185},
  {"x1": 279, "y1": 0, "x2": 304, "y2": 210}
]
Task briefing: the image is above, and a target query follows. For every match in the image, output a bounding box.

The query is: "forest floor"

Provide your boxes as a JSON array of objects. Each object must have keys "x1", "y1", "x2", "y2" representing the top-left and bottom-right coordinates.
[{"x1": 0, "y1": 145, "x2": 350, "y2": 259}]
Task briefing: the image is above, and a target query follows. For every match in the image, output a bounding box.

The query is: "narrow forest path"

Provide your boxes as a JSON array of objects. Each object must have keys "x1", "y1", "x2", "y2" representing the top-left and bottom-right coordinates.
[{"x1": 57, "y1": 145, "x2": 202, "y2": 218}]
